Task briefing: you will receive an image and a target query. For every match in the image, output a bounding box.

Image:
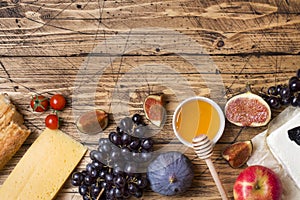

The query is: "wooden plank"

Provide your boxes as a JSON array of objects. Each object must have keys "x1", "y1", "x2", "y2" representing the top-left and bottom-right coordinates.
[{"x1": 0, "y1": 0, "x2": 299, "y2": 56}]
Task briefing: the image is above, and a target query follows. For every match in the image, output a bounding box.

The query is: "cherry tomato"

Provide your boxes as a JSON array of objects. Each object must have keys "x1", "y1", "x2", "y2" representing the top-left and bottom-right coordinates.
[
  {"x1": 45, "y1": 114, "x2": 60, "y2": 130},
  {"x1": 30, "y1": 95, "x2": 49, "y2": 112},
  {"x1": 50, "y1": 94, "x2": 66, "y2": 111}
]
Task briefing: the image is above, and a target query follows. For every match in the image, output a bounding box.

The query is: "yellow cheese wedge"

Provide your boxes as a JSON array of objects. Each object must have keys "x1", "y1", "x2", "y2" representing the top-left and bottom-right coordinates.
[{"x1": 0, "y1": 128, "x2": 87, "y2": 199}]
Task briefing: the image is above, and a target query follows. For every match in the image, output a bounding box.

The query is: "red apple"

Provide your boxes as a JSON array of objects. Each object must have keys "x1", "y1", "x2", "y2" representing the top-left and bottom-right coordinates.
[{"x1": 233, "y1": 165, "x2": 282, "y2": 200}]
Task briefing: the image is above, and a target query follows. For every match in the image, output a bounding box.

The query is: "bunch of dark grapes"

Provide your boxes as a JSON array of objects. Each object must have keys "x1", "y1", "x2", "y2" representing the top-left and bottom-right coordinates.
[
  {"x1": 261, "y1": 69, "x2": 300, "y2": 109},
  {"x1": 71, "y1": 114, "x2": 153, "y2": 200}
]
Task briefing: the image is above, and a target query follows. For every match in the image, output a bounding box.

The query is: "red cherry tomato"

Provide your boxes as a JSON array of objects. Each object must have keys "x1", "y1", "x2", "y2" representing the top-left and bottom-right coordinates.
[
  {"x1": 50, "y1": 94, "x2": 66, "y2": 111},
  {"x1": 45, "y1": 114, "x2": 60, "y2": 130},
  {"x1": 30, "y1": 95, "x2": 49, "y2": 112}
]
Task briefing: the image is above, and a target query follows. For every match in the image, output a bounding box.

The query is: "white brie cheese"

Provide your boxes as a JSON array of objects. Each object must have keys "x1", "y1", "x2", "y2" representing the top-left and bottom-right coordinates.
[{"x1": 267, "y1": 111, "x2": 300, "y2": 189}]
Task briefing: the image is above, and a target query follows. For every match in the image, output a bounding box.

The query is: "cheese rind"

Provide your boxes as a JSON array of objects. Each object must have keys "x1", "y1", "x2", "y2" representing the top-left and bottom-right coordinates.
[
  {"x1": 267, "y1": 111, "x2": 300, "y2": 189},
  {"x1": 0, "y1": 128, "x2": 87, "y2": 199}
]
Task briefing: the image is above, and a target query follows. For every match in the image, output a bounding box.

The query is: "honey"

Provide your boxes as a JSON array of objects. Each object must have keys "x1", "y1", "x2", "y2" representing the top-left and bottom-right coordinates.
[{"x1": 175, "y1": 99, "x2": 220, "y2": 144}]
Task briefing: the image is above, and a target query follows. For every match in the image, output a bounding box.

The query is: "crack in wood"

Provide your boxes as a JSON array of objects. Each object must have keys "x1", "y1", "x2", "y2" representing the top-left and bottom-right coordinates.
[
  {"x1": 0, "y1": 61, "x2": 37, "y2": 93},
  {"x1": 0, "y1": 60, "x2": 17, "y2": 92}
]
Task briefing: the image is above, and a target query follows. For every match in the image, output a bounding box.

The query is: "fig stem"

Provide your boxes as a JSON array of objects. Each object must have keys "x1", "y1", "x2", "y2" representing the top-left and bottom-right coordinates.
[{"x1": 246, "y1": 82, "x2": 252, "y2": 92}]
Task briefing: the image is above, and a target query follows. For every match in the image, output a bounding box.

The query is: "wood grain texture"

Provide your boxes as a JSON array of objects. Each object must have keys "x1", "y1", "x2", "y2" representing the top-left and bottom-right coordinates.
[{"x1": 0, "y1": 0, "x2": 299, "y2": 199}]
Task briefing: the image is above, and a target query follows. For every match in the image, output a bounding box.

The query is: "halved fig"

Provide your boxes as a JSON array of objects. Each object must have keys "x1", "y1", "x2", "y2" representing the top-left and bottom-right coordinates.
[
  {"x1": 225, "y1": 91, "x2": 271, "y2": 127},
  {"x1": 222, "y1": 140, "x2": 253, "y2": 168},
  {"x1": 76, "y1": 109, "x2": 108, "y2": 134},
  {"x1": 143, "y1": 94, "x2": 165, "y2": 127}
]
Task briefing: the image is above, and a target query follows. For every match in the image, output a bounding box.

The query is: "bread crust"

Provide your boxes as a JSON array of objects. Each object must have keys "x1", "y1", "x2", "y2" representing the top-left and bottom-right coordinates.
[{"x1": 0, "y1": 94, "x2": 30, "y2": 170}]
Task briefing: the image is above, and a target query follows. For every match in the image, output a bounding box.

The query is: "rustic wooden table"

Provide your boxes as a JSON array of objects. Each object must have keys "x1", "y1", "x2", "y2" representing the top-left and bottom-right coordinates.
[{"x1": 0, "y1": 0, "x2": 299, "y2": 199}]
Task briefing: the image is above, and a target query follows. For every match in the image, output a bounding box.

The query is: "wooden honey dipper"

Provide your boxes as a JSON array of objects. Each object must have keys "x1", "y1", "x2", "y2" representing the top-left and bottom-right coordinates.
[{"x1": 192, "y1": 134, "x2": 228, "y2": 200}]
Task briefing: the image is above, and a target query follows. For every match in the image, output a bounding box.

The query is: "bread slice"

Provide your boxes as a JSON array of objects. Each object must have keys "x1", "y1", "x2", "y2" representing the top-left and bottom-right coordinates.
[
  {"x1": 0, "y1": 94, "x2": 30, "y2": 170},
  {"x1": 0, "y1": 104, "x2": 23, "y2": 131},
  {"x1": 0, "y1": 93, "x2": 12, "y2": 117},
  {"x1": 0, "y1": 122, "x2": 30, "y2": 169}
]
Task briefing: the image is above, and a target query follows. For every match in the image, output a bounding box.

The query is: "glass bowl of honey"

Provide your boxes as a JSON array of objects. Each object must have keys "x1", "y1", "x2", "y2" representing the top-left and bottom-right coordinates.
[{"x1": 172, "y1": 96, "x2": 225, "y2": 147}]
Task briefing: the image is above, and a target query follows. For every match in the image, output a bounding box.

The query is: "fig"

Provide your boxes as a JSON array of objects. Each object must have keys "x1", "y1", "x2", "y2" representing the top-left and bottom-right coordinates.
[
  {"x1": 76, "y1": 109, "x2": 108, "y2": 134},
  {"x1": 147, "y1": 151, "x2": 194, "y2": 196},
  {"x1": 222, "y1": 140, "x2": 253, "y2": 168},
  {"x1": 225, "y1": 91, "x2": 271, "y2": 127},
  {"x1": 143, "y1": 94, "x2": 165, "y2": 127}
]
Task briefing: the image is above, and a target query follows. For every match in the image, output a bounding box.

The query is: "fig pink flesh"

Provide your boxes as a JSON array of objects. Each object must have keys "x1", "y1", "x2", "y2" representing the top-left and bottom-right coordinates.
[{"x1": 226, "y1": 97, "x2": 269, "y2": 126}]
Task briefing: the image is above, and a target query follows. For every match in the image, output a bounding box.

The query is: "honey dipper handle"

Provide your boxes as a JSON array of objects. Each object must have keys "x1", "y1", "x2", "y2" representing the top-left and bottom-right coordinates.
[{"x1": 205, "y1": 158, "x2": 228, "y2": 200}]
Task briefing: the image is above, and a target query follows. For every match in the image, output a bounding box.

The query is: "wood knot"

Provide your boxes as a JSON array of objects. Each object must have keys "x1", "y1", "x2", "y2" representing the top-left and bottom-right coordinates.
[
  {"x1": 11, "y1": 0, "x2": 19, "y2": 4},
  {"x1": 217, "y1": 40, "x2": 225, "y2": 48}
]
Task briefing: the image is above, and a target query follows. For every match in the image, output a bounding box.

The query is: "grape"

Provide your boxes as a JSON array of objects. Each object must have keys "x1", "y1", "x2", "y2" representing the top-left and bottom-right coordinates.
[
  {"x1": 109, "y1": 131, "x2": 122, "y2": 146},
  {"x1": 90, "y1": 150, "x2": 99, "y2": 161},
  {"x1": 120, "y1": 117, "x2": 133, "y2": 132},
  {"x1": 291, "y1": 94, "x2": 300, "y2": 107},
  {"x1": 141, "y1": 138, "x2": 154, "y2": 150},
  {"x1": 123, "y1": 190, "x2": 131, "y2": 199},
  {"x1": 92, "y1": 161, "x2": 103, "y2": 171},
  {"x1": 133, "y1": 125, "x2": 147, "y2": 138},
  {"x1": 90, "y1": 169, "x2": 98, "y2": 178},
  {"x1": 72, "y1": 172, "x2": 83, "y2": 182},
  {"x1": 105, "y1": 173, "x2": 114, "y2": 184},
  {"x1": 71, "y1": 172, "x2": 83, "y2": 186},
  {"x1": 116, "y1": 126, "x2": 122, "y2": 134},
  {"x1": 276, "y1": 85, "x2": 283, "y2": 95},
  {"x1": 107, "y1": 187, "x2": 116, "y2": 199},
  {"x1": 290, "y1": 79, "x2": 300, "y2": 92},
  {"x1": 133, "y1": 189, "x2": 143, "y2": 198},
  {"x1": 99, "y1": 143, "x2": 112, "y2": 153},
  {"x1": 121, "y1": 147, "x2": 131, "y2": 161},
  {"x1": 82, "y1": 194, "x2": 90, "y2": 200},
  {"x1": 260, "y1": 93, "x2": 270, "y2": 102},
  {"x1": 99, "y1": 138, "x2": 109, "y2": 146},
  {"x1": 71, "y1": 113, "x2": 153, "y2": 199},
  {"x1": 132, "y1": 152, "x2": 142, "y2": 162},
  {"x1": 267, "y1": 86, "x2": 277, "y2": 95},
  {"x1": 280, "y1": 97, "x2": 291, "y2": 105},
  {"x1": 71, "y1": 179, "x2": 81, "y2": 186},
  {"x1": 140, "y1": 151, "x2": 152, "y2": 162},
  {"x1": 84, "y1": 175, "x2": 95, "y2": 185},
  {"x1": 121, "y1": 133, "x2": 132, "y2": 146},
  {"x1": 279, "y1": 86, "x2": 291, "y2": 99},
  {"x1": 101, "y1": 181, "x2": 111, "y2": 189},
  {"x1": 137, "y1": 176, "x2": 148, "y2": 189},
  {"x1": 90, "y1": 183, "x2": 101, "y2": 197},
  {"x1": 124, "y1": 162, "x2": 137, "y2": 174},
  {"x1": 132, "y1": 113, "x2": 143, "y2": 125},
  {"x1": 99, "y1": 169, "x2": 107, "y2": 178},
  {"x1": 113, "y1": 165, "x2": 124, "y2": 176},
  {"x1": 297, "y1": 69, "x2": 300, "y2": 78},
  {"x1": 110, "y1": 149, "x2": 121, "y2": 162},
  {"x1": 114, "y1": 175, "x2": 126, "y2": 188},
  {"x1": 115, "y1": 187, "x2": 124, "y2": 198},
  {"x1": 289, "y1": 76, "x2": 299, "y2": 84},
  {"x1": 128, "y1": 182, "x2": 138, "y2": 194},
  {"x1": 268, "y1": 96, "x2": 281, "y2": 109},
  {"x1": 86, "y1": 163, "x2": 94, "y2": 174},
  {"x1": 129, "y1": 139, "x2": 140, "y2": 151},
  {"x1": 79, "y1": 184, "x2": 88, "y2": 195}
]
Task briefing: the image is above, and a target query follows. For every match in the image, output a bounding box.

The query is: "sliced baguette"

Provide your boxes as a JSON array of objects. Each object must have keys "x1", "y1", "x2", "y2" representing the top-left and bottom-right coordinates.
[
  {"x1": 0, "y1": 122, "x2": 30, "y2": 169},
  {"x1": 0, "y1": 94, "x2": 30, "y2": 170}
]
